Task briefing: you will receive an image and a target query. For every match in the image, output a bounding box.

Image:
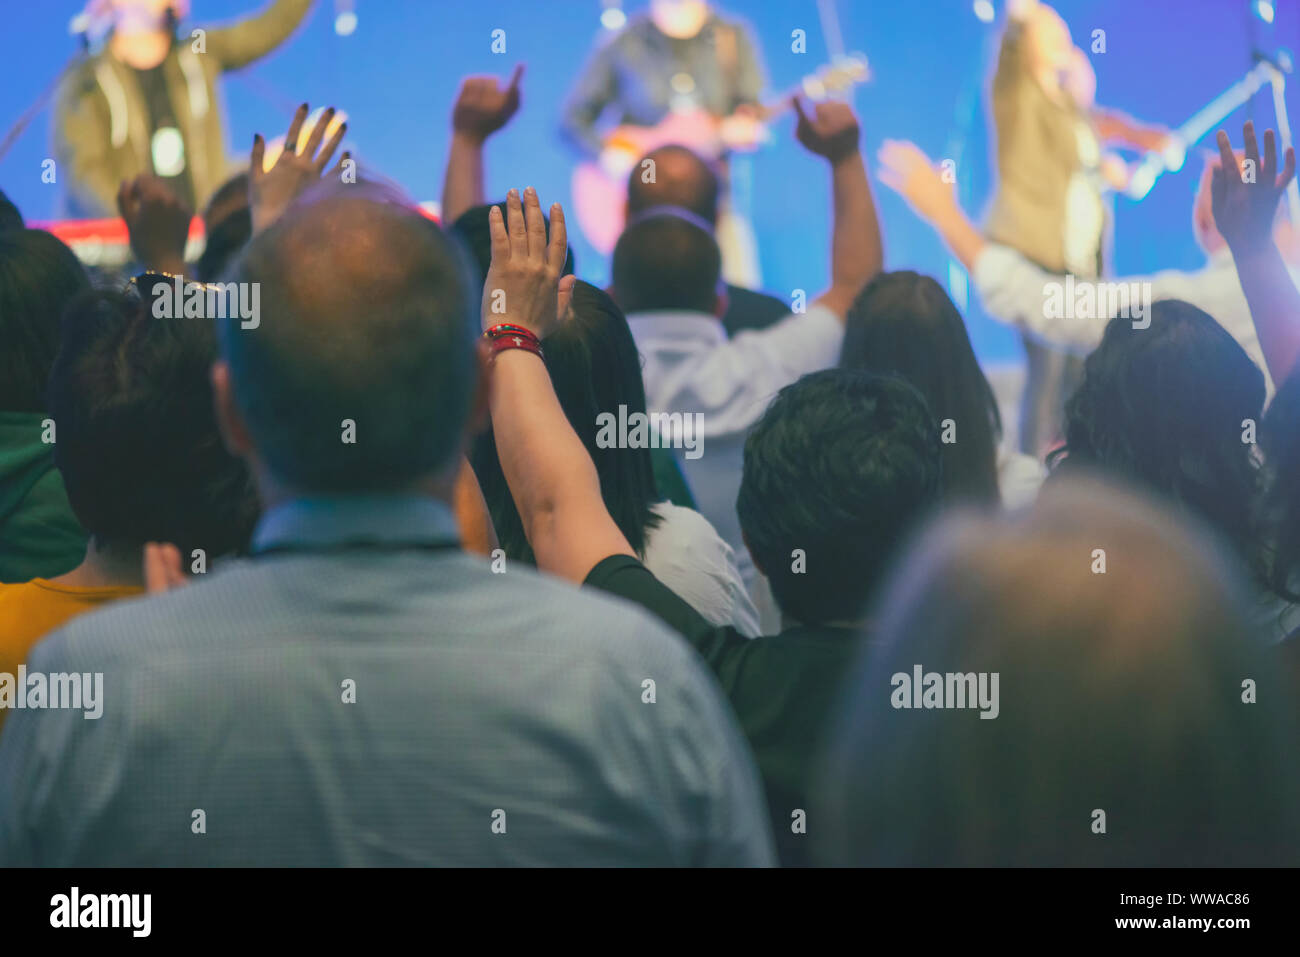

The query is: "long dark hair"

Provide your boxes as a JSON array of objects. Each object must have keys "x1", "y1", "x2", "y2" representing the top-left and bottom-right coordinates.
[
  {"x1": 472, "y1": 281, "x2": 663, "y2": 563},
  {"x1": 1261, "y1": 369, "x2": 1300, "y2": 601},
  {"x1": 1048, "y1": 299, "x2": 1267, "y2": 579},
  {"x1": 839, "y1": 271, "x2": 1000, "y2": 505}
]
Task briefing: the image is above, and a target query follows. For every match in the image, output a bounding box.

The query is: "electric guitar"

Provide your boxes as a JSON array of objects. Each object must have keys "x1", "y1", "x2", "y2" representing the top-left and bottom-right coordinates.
[{"x1": 570, "y1": 53, "x2": 870, "y2": 254}]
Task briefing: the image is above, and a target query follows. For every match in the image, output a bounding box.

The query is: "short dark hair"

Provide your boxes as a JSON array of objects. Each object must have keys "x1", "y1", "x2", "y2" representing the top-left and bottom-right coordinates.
[
  {"x1": 841, "y1": 271, "x2": 1001, "y2": 505},
  {"x1": 47, "y1": 286, "x2": 258, "y2": 557},
  {"x1": 1050, "y1": 299, "x2": 1266, "y2": 574},
  {"x1": 0, "y1": 228, "x2": 91, "y2": 412},
  {"x1": 738, "y1": 369, "x2": 943, "y2": 625},
  {"x1": 222, "y1": 196, "x2": 479, "y2": 492},
  {"x1": 471, "y1": 281, "x2": 663, "y2": 562},
  {"x1": 448, "y1": 202, "x2": 575, "y2": 297},
  {"x1": 612, "y1": 212, "x2": 721, "y2": 314},
  {"x1": 626, "y1": 145, "x2": 720, "y2": 225},
  {"x1": 196, "y1": 207, "x2": 252, "y2": 283},
  {"x1": 0, "y1": 189, "x2": 23, "y2": 232}
]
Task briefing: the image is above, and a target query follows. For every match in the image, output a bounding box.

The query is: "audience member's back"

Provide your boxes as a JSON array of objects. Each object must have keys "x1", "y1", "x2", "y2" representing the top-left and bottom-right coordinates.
[
  {"x1": 0, "y1": 228, "x2": 91, "y2": 582},
  {"x1": 0, "y1": 194, "x2": 773, "y2": 867},
  {"x1": 813, "y1": 476, "x2": 1300, "y2": 866}
]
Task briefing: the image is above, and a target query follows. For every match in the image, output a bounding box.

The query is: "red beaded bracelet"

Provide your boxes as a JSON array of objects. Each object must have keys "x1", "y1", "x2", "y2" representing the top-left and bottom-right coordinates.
[{"x1": 487, "y1": 332, "x2": 544, "y2": 361}]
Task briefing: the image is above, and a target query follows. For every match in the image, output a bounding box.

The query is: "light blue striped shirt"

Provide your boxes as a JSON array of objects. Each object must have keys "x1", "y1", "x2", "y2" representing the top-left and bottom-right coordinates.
[{"x1": 0, "y1": 495, "x2": 774, "y2": 866}]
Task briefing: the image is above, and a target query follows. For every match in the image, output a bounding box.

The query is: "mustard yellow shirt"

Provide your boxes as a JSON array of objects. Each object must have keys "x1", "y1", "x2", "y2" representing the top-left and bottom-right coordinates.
[{"x1": 0, "y1": 579, "x2": 143, "y2": 730}]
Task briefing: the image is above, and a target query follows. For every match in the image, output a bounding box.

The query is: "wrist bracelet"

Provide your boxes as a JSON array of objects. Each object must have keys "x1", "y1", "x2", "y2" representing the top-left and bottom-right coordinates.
[{"x1": 487, "y1": 332, "x2": 544, "y2": 362}]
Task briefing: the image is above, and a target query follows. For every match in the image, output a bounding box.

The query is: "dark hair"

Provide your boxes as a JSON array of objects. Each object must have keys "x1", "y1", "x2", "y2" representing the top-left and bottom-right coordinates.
[
  {"x1": 841, "y1": 271, "x2": 1001, "y2": 505},
  {"x1": 1261, "y1": 370, "x2": 1300, "y2": 601},
  {"x1": 222, "y1": 196, "x2": 479, "y2": 492},
  {"x1": 0, "y1": 228, "x2": 91, "y2": 412},
  {"x1": 0, "y1": 189, "x2": 23, "y2": 232},
  {"x1": 448, "y1": 202, "x2": 575, "y2": 297},
  {"x1": 612, "y1": 212, "x2": 721, "y2": 314},
  {"x1": 471, "y1": 280, "x2": 663, "y2": 562},
  {"x1": 814, "y1": 476, "x2": 1300, "y2": 866},
  {"x1": 626, "y1": 145, "x2": 720, "y2": 225},
  {"x1": 1048, "y1": 299, "x2": 1266, "y2": 576},
  {"x1": 196, "y1": 207, "x2": 252, "y2": 283},
  {"x1": 46, "y1": 286, "x2": 258, "y2": 557},
  {"x1": 202, "y1": 172, "x2": 249, "y2": 226},
  {"x1": 737, "y1": 369, "x2": 943, "y2": 626}
]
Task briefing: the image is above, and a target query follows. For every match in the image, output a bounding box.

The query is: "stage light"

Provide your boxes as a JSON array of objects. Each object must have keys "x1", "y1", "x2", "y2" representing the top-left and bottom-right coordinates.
[
  {"x1": 601, "y1": 8, "x2": 627, "y2": 30},
  {"x1": 973, "y1": 0, "x2": 995, "y2": 23},
  {"x1": 335, "y1": 11, "x2": 357, "y2": 35},
  {"x1": 1255, "y1": 0, "x2": 1275, "y2": 25}
]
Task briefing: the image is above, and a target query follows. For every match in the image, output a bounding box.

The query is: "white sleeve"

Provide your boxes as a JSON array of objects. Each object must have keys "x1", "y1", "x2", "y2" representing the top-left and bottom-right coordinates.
[
  {"x1": 690, "y1": 304, "x2": 845, "y2": 413},
  {"x1": 973, "y1": 244, "x2": 1136, "y2": 352}
]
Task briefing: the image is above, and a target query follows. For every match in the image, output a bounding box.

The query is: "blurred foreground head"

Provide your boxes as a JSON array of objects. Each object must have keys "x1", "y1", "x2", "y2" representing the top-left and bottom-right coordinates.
[
  {"x1": 215, "y1": 193, "x2": 479, "y2": 496},
  {"x1": 813, "y1": 475, "x2": 1300, "y2": 866}
]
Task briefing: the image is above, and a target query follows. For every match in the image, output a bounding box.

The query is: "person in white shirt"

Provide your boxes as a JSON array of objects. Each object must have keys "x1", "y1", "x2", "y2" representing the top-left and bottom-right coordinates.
[
  {"x1": 875, "y1": 139, "x2": 1300, "y2": 401},
  {"x1": 610, "y1": 98, "x2": 883, "y2": 587}
]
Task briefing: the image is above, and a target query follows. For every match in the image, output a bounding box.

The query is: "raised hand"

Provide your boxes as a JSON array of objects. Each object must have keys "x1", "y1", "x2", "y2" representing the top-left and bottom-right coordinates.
[
  {"x1": 117, "y1": 174, "x2": 192, "y2": 274},
  {"x1": 249, "y1": 103, "x2": 350, "y2": 233},
  {"x1": 1212, "y1": 120, "x2": 1296, "y2": 256},
  {"x1": 482, "y1": 187, "x2": 568, "y2": 338},
  {"x1": 877, "y1": 139, "x2": 958, "y2": 224},
  {"x1": 792, "y1": 97, "x2": 861, "y2": 164},
  {"x1": 452, "y1": 65, "x2": 523, "y2": 144},
  {"x1": 143, "y1": 542, "x2": 187, "y2": 594}
]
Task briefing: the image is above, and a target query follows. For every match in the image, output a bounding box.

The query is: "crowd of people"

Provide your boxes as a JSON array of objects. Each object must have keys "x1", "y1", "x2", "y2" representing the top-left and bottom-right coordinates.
[{"x1": 1, "y1": 51, "x2": 1299, "y2": 866}]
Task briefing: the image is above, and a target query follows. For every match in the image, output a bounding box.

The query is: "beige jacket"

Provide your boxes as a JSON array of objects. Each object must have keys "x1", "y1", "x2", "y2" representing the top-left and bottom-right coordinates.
[{"x1": 54, "y1": 0, "x2": 312, "y2": 217}]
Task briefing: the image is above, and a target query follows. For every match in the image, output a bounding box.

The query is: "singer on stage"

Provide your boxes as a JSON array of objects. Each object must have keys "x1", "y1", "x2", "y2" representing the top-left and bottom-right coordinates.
[
  {"x1": 986, "y1": 0, "x2": 1170, "y2": 455},
  {"x1": 53, "y1": 0, "x2": 314, "y2": 217}
]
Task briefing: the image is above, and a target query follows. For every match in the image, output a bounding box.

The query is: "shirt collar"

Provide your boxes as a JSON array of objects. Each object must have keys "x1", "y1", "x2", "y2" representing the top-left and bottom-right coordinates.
[
  {"x1": 252, "y1": 494, "x2": 461, "y2": 555},
  {"x1": 626, "y1": 310, "x2": 729, "y2": 347}
]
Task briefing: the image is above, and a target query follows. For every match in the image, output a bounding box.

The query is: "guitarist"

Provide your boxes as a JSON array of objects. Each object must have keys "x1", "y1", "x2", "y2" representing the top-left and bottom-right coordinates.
[{"x1": 561, "y1": 0, "x2": 766, "y2": 281}]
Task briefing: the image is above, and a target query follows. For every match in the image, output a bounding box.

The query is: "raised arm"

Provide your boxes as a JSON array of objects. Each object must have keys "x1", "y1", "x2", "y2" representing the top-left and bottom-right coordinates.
[
  {"x1": 791, "y1": 98, "x2": 881, "y2": 318},
  {"x1": 206, "y1": 0, "x2": 314, "y2": 72},
  {"x1": 441, "y1": 65, "x2": 523, "y2": 226},
  {"x1": 1213, "y1": 121, "x2": 1300, "y2": 386},
  {"x1": 483, "y1": 189, "x2": 633, "y2": 581},
  {"x1": 877, "y1": 139, "x2": 985, "y2": 271},
  {"x1": 248, "y1": 102, "x2": 348, "y2": 234},
  {"x1": 117, "y1": 173, "x2": 193, "y2": 275}
]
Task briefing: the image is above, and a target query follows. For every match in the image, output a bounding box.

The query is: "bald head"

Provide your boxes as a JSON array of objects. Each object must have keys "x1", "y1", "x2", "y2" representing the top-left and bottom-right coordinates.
[
  {"x1": 221, "y1": 194, "x2": 478, "y2": 492},
  {"x1": 626, "y1": 145, "x2": 720, "y2": 226}
]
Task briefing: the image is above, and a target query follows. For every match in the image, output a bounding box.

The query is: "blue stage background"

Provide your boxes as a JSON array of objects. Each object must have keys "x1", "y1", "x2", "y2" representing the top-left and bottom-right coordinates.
[{"x1": 2, "y1": 0, "x2": 1297, "y2": 362}]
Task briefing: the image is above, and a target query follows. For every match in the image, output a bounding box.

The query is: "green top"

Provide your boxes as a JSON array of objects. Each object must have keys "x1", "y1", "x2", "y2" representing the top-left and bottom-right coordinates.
[{"x1": 0, "y1": 412, "x2": 86, "y2": 584}]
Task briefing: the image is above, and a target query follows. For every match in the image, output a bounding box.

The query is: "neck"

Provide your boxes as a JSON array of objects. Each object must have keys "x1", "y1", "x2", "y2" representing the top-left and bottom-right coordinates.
[
  {"x1": 110, "y1": 29, "x2": 172, "y2": 70},
  {"x1": 52, "y1": 539, "x2": 146, "y2": 590}
]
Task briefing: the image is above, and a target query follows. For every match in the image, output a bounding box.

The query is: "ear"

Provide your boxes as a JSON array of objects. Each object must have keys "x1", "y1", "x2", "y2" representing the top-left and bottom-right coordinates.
[
  {"x1": 210, "y1": 360, "x2": 254, "y2": 458},
  {"x1": 713, "y1": 283, "x2": 729, "y2": 320}
]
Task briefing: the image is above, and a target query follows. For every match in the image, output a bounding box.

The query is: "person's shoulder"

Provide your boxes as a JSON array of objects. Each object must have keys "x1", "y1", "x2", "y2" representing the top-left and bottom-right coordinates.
[{"x1": 647, "y1": 502, "x2": 733, "y2": 558}]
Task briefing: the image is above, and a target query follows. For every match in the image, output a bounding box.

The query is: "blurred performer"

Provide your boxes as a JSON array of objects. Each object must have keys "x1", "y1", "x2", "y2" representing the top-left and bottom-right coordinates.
[
  {"x1": 987, "y1": 0, "x2": 1170, "y2": 455},
  {"x1": 54, "y1": 0, "x2": 314, "y2": 217},
  {"x1": 562, "y1": 0, "x2": 766, "y2": 284}
]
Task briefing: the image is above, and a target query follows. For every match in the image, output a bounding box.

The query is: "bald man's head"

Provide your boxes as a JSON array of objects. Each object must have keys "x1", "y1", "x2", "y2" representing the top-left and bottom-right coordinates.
[
  {"x1": 220, "y1": 195, "x2": 478, "y2": 492},
  {"x1": 626, "y1": 145, "x2": 720, "y2": 226}
]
